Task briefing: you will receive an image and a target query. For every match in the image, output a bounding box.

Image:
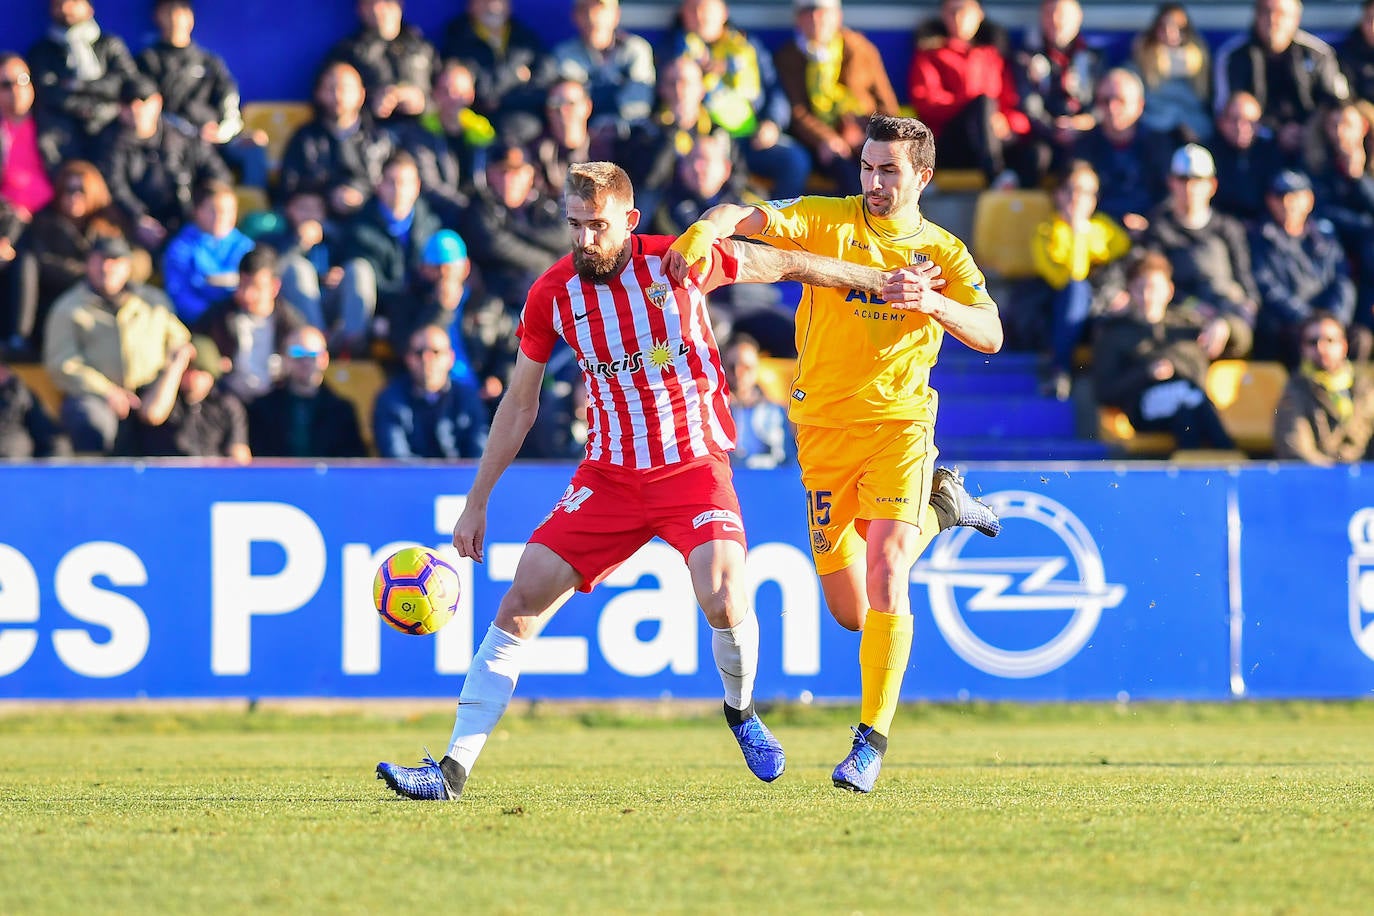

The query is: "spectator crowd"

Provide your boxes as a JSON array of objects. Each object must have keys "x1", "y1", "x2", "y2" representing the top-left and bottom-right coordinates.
[{"x1": 2, "y1": 0, "x2": 1374, "y2": 465}]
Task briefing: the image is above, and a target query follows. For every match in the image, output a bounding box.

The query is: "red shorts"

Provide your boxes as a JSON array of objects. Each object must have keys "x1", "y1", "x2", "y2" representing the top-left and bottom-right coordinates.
[{"x1": 529, "y1": 452, "x2": 746, "y2": 592}]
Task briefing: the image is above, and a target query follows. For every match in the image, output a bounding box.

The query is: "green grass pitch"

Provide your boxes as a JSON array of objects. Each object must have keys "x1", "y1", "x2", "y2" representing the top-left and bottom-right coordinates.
[{"x1": 2, "y1": 700, "x2": 1372, "y2": 915}]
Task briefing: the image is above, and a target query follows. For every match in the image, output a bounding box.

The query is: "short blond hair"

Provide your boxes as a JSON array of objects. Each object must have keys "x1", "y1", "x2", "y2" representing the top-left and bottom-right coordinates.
[{"x1": 566, "y1": 161, "x2": 635, "y2": 210}]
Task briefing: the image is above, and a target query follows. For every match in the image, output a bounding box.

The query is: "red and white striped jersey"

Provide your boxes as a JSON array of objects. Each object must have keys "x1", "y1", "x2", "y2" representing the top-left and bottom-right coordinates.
[{"x1": 518, "y1": 234, "x2": 739, "y2": 470}]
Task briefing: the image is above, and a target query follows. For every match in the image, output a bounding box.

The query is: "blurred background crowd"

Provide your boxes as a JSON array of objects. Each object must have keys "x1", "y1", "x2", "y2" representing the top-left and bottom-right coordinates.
[{"x1": 1, "y1": 0, "x2": 1372, "y2": 467}]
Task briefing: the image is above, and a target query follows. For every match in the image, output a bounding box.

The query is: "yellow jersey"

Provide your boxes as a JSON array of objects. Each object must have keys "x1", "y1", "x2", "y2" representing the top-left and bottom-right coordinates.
[{"x1": 755, "y1": 194, "x2": 995, "y2": 428}]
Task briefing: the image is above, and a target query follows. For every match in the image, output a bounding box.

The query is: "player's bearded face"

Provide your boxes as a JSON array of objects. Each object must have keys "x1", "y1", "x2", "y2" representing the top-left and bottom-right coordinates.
[{"x1": 567, "y1": 194, "x2": 639, "y2": 283}]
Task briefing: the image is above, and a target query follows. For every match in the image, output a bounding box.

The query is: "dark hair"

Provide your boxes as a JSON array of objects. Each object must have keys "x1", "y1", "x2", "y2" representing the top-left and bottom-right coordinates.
[
  {"x1": 153, "y1": 0, "x2": 193, "y2": 10},
  {"x1": 193, "y1": 179, "x2": 235, "y2": 209},
  {"x1": 1299, "y1": 310, "x2": 1345, "y2": 341},
  {"x1": 866, "y1": 115, "x2": 936, "y2": 172},
  {"x1": 238, "y1": 245, "x2": 279, "y2": 277}
]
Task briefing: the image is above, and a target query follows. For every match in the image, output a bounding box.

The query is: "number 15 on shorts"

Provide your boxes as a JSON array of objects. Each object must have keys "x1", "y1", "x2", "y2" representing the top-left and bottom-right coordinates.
[{"x1": 808, "y1": 490, "x2": 832, "y2": 527}]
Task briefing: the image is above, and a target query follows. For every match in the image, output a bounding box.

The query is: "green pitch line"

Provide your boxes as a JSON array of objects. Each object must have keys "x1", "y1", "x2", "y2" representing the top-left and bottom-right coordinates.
[{"x1": 1, "y1": 701, "x2": 1372, "y2": 915}]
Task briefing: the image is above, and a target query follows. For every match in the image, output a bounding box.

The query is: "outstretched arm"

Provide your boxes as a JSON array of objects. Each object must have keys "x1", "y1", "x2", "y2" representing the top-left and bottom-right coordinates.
[
  {"x1": 665, "y1": 204, "x2": 769, "y2": 283},
  {"x1": 730, "y1": 238, "x2": 885, "y2": 292}
]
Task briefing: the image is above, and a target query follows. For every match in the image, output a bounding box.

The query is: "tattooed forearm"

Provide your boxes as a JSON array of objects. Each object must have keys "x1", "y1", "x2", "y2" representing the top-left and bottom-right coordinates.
[{"x1": 731, "y1": 239, "x2": 885, "y2": 292}]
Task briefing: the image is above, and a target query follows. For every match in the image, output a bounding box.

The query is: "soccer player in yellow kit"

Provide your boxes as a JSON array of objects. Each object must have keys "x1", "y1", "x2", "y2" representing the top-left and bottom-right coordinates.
[{"x1": 665, "y1": 115, "x2": 1004, "y2": 793}]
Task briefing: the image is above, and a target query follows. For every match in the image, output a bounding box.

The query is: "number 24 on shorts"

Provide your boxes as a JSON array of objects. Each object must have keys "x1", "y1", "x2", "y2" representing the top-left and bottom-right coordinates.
[
  {"x1": 808, "y1": 490, "x2": 832, "y2": 526},
  {"x1": 556, "y1": 486, "x2": 594, "y2": 513}
]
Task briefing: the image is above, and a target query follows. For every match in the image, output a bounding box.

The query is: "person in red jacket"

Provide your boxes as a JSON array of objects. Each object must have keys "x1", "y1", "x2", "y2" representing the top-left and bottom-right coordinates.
[{"x1": 907, "y1": 0, "x2": 1043, "y2": 187}]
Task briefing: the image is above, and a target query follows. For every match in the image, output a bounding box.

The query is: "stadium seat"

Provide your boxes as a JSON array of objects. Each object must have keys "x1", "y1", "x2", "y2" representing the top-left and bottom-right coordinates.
[
  {"x1": 324, "y1": 359, "x2": 389, "y2": 456},
  {"x1": 1097, "y1": 360, "x2": 1289, "y2": 458},
  {"x1": 970, "y1": 189, "x2": 1053, "y2": 280},
  {"x1": 1207, "y1": 359, "x2": 1287, "y2": 455},
  {"x1": 234, "y1": 185, "x2": 271, "y2": 219},
  {"x1": 932, "y1": 169, "x2": 987, "y2": 193},
  {"x1": 1096, "y1": 405, "x2": 1176, "y2": 457},
  {"x1": 11, "y1": 363, "x2": 63, "y2": 418},
  {"x1": 240, "y1": 101, "x2": 313, "y2": 180}
]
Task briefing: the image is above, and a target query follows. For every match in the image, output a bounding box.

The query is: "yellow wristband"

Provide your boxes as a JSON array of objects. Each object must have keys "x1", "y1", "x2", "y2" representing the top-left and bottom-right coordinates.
[{"x1": 670, "y1": 221, "x2": 717, "y2": 273}]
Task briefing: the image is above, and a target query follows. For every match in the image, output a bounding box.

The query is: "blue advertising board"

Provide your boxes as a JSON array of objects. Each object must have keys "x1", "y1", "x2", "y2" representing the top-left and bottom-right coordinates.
[{"x1": 0, "y1": 463, "x2": 1371, "y2": 701}]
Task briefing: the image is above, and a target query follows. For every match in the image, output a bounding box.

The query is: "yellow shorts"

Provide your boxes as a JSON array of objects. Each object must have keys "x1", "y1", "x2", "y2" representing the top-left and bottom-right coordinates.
[{"x1": 795, "y1": 421, "x2": 938, "y2": 576}]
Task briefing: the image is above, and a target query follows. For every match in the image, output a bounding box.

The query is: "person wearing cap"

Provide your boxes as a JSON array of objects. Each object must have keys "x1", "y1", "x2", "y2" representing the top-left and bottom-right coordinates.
[
  {"x1": 1030, "y1": 159, "x2": 1131, "y2": 400},
  {"x1": 1273, "y1": 311, "x2": 1374, "y2": 464},
  {"x1": 388, "y1": 228, "x2": 513, "y2": 409},
  {"x1": 247, "y1": 324, "x2": 367, "y2": 458},
  {"x1": 1249, "y1": 169, "x2": 1356, "y2": 366},
  {"x1": 42, "y1": 233, "x2": 191, "y2": 454},
  {"x1": 25, "y1": 0, "x2": 138, "y2": 155},
  {"x1": 1140, "y1": 142, "x2": 1259, "y2": 360},
  {"x1": 94, "y1": 72, "x2": 231, "y2": 251},
  {"x1": 1214, "y1": 0, "x2": 1349, "y2": 155},
  {"x1": 458, "y1": 139, "x2": 566, "y2": 310},
  {"x1": 552, "y1": 0, "x2": 657, "y2": 132},
  {"x1": 774, "y1": 0, "x2": 899, "y2": 194},
  {"x1": 336, "y1": 150, "x2": 443, "y2": 355},
  {"x1": 191, "y1": 245, "x2": 308, "y2": 404},
  {"x1": 134, "y1": 332, "x2": 250, "y2": 462}
]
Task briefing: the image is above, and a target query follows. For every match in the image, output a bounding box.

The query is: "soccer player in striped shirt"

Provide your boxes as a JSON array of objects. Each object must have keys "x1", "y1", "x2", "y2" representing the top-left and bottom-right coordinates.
[
  {"x1": 666, "y1": 114, "x2": 1005, "y2": 793},
  {"x1": 376, "y1": 160, "x2": 913, "y2": 800}
]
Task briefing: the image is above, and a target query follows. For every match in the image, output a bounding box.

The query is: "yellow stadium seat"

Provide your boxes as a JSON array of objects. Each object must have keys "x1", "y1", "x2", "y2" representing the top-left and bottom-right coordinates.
[
  {"x1": 1097, "y1": 405, "x2": 1176, "y2": 456},
  {"x1": 970, "y1": 189, "x2": 1054, "y2": 280},
  {"x1": 932, "y1": 169, "x2": 988, "y2": 193},
  {"x1": 240, "y1": 101, "x2": 314, "y2": 178},
  {"x1": 324, "y1": 359, "x2": 389, "y2": 456},
  {"x1": 11, "y1": 363, "x2": 63, "y2": 418},
  {"x1": 234, "y1": 185, "x2": 270, "y2": 218},
  {"x1": 755, "y1": 356, "x2": 796, "y2": 405},
  {"x1": 1206, "y1": 359, "x2": 1287, "y2": 455}
]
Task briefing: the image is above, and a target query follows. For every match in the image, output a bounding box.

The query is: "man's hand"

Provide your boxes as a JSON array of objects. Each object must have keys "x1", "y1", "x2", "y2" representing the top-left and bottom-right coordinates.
[
  {"x1": 752, "y1": 120, "x2": 780, "y2": 150},
  {"x1": 296, "y1": 218, "x2": 324, "y2": 251},
  {"x1": 1198, "y1": 317, "x2": 1231, "y2": 360},
  {"x1": 453, "y1": 500, "x2": 488, "y2": 563},
  {"x1": 136, "y1": 216, "x2": 167, "y2": 247},
  {"x1": 666, "y1": 221, "x2": 717, "y2": 285},
  {"x1": 881, "y1": 260, "x2": 946, "y2": 311},
  {"x1": 1149, "y1": 358, "x2": 1175, "y2": 381},
  {"x1": 105, "y1": 387, "x2": 142, "y2": 420}
]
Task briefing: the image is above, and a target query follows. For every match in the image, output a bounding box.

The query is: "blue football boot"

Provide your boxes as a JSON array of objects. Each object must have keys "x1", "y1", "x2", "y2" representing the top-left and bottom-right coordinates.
[
  {"x1": 831, "y1": 726, "x2": 885, "y2": 793},
  {"x1": 376, "y1": 750, "x2": 467, "y2": 801},
  {"x1": 729, "y1": 709, "x2": 786, "y2": 782}
]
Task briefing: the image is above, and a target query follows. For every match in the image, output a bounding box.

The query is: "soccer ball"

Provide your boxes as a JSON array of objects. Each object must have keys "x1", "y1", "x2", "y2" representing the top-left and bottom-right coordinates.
[{"x1": 373, "y1": 546, "x2": 461, "y2": 635}]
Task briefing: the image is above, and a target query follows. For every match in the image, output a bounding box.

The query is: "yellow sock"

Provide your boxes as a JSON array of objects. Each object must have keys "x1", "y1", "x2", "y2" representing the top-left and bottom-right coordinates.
[{"x1": 858, "y1": 610, "x2": 914, "y2": 737}]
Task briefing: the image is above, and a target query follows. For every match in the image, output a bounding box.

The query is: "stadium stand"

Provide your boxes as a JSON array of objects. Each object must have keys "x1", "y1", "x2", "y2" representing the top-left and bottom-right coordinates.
[{"x1": 1, "y1": 0, "x2": 1364, "y2": 465}]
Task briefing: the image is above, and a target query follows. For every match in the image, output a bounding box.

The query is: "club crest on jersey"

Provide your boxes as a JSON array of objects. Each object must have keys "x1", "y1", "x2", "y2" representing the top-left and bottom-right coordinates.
[
  {"x1": 812, "y1": 527, "x2": 831, "y2": 554},
  {"x1": 646, "y1": 282, "x2": 671, "y2": 309},
  {"x1": 766, "y1": 198, "x2": 800, "y2": 210}
]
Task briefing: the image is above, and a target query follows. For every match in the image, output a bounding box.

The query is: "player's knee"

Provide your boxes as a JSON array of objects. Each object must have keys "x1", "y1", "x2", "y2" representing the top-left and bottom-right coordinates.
[{"x1": 697, "y1": 585, "x2": 745, "y2": 628}]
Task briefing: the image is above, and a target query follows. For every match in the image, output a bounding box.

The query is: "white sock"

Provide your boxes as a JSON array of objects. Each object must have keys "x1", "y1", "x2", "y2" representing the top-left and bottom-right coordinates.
[
  {"x1": 711, "y1": 610, "x2": 759, "y2": 713},
  {"x1": 445, "y1": 624, "x2": 529, "y2": 773}
]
